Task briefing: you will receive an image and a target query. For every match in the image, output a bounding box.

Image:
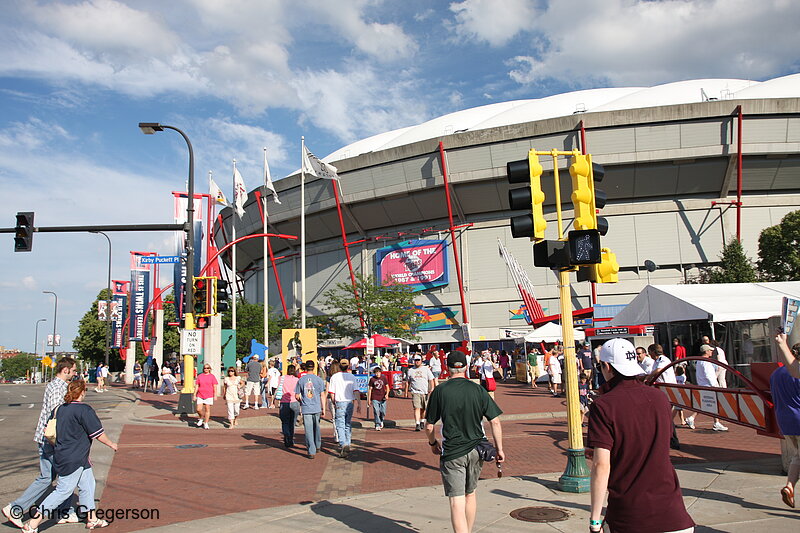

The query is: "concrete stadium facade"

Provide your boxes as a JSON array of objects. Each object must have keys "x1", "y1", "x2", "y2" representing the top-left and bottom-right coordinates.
[{"x1": 217, "y1": 75, "x2": 800, "y2": 348}]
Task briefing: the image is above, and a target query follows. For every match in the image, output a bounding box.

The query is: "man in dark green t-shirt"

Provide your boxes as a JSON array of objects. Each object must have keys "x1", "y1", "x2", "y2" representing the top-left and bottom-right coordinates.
[
  {"x1": 527, "y1": 350, "x2": 541, "y2": 389},
  {"x1": 426, "y1": 351, "x2": 504, "y2": 533}
]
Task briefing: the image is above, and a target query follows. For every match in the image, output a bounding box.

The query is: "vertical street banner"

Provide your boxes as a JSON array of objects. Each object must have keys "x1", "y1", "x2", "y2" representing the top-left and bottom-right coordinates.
[
  {"x1": 111, "y1": 279, "x2": 128, "y2": 349},
  {"x1": 129, "y1": 268, "x2": 150, "y2": 341}
]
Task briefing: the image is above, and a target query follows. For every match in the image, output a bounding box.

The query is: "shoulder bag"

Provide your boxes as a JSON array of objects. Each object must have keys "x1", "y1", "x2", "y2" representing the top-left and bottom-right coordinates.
[{"x1": 44, "y1": 405, "x2": 61, "y2": 445}]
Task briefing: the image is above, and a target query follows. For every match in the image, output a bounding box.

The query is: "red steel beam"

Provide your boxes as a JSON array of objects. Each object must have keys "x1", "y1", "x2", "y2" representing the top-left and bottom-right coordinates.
[
  {"x1": 438, "y1": 142, "x2": 469, "y2": 324},
  {"x1": 331, "y1": 180, "x2": 366, "y2": 330}
]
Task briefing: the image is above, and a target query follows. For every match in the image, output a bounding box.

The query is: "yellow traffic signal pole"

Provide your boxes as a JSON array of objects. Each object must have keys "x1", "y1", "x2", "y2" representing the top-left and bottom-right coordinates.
[{"x1": 541, "y1": 149, "x2": 591, "y2": 492}]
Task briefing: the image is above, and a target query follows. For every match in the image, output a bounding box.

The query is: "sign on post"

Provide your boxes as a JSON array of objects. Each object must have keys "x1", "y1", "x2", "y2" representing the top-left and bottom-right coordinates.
[
  {"x1": 140, "y1": 255, "x2": 183, "y2": 264},
  {"x1": 366, "y1": 337, "x2": 375, "y2": 356},
  {"x1": 182, "y1": 330, "x2": 202, "y2": 355}
]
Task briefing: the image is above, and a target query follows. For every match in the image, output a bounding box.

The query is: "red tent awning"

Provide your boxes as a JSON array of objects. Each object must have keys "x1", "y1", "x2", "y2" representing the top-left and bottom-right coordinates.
[{"x1": 344, "y1": 334, "x2": 400, "y2": 350}]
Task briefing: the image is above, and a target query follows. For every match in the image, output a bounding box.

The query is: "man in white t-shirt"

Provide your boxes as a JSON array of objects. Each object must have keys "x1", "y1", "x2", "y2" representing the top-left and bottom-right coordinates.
[
  {"x1": 350, "y1": 355, "x2": 361, "y2": 370},
  {"x1": 648, "y1": 344, "x2": 676, "y2": 384},
  {"x1": 636, "y1": 346, "x2": 654, "y2": 374},
  {"x1": 685, "y1": 345, "x2": 728, "y2": 432},
  {"x1": 267, "y1": 360, "x2": 281, "y2": 408},
  {"x1": 405, "y1": 356, "x2": 435, "y2": 430},
  {"x1": 546, "y1": 351, "x2": 562, "y2": 397},
  {"x1": 328, "y1": 359, "x2": 362, "y2": 457}
]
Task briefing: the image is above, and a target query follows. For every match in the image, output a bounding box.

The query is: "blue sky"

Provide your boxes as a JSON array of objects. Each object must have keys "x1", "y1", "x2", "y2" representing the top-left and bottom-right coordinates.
[{"x1": 1, "y1": 0, "x2": 799, "y2": 355}]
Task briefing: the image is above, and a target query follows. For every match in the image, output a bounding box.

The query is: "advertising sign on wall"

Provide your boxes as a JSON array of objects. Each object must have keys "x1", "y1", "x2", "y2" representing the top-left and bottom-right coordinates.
[
  {"x1": 375, "y1": 240, "x2": 449, "y2": 291},
  {"x1": 415, "y1": 306, "x2": 459, "y2": 331}
]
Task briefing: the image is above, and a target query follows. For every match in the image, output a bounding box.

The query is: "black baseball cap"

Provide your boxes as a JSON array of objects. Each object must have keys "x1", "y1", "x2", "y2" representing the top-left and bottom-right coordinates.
[{"x1": 447, "y1": 351, "x2": 467, "y2": 369}]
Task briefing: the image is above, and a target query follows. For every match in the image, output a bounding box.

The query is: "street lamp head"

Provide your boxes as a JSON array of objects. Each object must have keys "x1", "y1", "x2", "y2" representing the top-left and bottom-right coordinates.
[{"x1": 138, "y1": 122, "x2": 164, "y2": 135}]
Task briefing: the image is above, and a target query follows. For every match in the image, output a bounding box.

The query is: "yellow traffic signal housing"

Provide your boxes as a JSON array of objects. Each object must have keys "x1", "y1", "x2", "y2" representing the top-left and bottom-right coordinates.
[
  {"x1": 595, "y1": 248, "x2": 619, "y2": 283},
  {"x1": 507, "y1": 150, "x2": 547, "y2": 241},
  {"x1": 569, "y1": 154, "x2": 597, "y2": 231},
  {"x1": 192, "y1": 277, "x2": 212, "y2": 317}
]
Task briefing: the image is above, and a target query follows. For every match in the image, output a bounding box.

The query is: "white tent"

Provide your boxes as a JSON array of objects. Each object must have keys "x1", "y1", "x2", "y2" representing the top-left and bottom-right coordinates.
[
  {"x1": 608, "y1": 282, "x2": 800, "y2": 325},
  {"x1": 524, "y1": 322, "x2": 586, "y2": 343}
]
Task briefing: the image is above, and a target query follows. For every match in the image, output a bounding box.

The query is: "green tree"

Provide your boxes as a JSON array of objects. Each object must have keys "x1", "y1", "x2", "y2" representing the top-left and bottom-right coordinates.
[
  {"x1": 220, "y1": 298, "x2": 294, "y2": 357},
  {"x1": 321, "y1": 273, "x2": 423, "y2": 339},
  {"x1": 1, "y1": 353, "x2": 39, "y2": 380},
  {"x1": 73, "y1": 289, "x2": 119, "y2": 368},
  {"x1": 690, "y1": 237, "x2": 757, "y2": 284},
  {"x1": 758, "y1": 209, "x2": 800, "y2": 281}
]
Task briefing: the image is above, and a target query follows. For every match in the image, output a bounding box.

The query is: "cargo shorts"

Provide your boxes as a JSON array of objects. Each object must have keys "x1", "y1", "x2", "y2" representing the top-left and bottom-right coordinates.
[{"x1": 440, "y1": 448, "x2": 483, "y2": 497}]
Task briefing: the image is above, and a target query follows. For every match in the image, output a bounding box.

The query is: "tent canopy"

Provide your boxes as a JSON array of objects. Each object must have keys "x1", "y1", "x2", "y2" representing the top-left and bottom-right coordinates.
[
  {"x1": 524, "y1": 322, "x2": 586, "y2": 343},
  {"x1": 609, "y1": 282, "x2": 800, "y2": 326},
  {"x1": 344, "y1": 334, "x2": 400, "y2": 350}
]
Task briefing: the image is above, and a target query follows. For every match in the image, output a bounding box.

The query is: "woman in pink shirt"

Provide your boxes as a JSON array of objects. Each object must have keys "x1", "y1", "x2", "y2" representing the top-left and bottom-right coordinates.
[
  {"x1": 279, "y1": 364, "x2": 300, "y2": 447},
  {"x1": 194, "y1": 363, "x2": 218, "y2": 430}
]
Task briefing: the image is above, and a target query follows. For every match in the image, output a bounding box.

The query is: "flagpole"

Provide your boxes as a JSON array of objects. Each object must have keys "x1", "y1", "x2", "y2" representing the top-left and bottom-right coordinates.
[
  {"x1": 232, "y1": 159, "x2": 238, "y2": 333},
  {"x1": 300, "y1": 136, "x2": 306, "y2": 329},
  {"x1": 268, "y1": 146, "x2": 269, "y2": 354}
]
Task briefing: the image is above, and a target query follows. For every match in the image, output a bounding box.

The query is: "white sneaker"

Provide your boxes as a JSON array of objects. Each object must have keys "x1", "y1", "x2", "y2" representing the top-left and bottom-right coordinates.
[
  {"x1": 196, "y1": 419, "x2": 203, "y2": 427},
  {"x1": 685, "y1": 416, "x2": 695, "y2": 430},
  {"x1": 713, "y1": 422, "x2": 729, "y2": 431},
  {"x1": 2, "y1": 504, "x2": 24, "y2": 528},
  {"x1": 254, "y1": 405, "x2": 260, "y2": 410},
  {"x1": 57, "y1": 511, "x2": 79, "y2": 524},
  {"x1": 203, "y1": 423, "x2": 210, "y2": 430}
]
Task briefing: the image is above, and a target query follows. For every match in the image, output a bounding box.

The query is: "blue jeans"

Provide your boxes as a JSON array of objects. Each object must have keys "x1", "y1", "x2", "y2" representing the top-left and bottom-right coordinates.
[
  {"x1": 371, "y1": 399, "x2": 386, "y2": 428},
  {"x1": 302, "y1": 412, "x2": 322, "y2": 455},
  {"x1": 37, "y1": 467, "x2": 95, "y2": 520},
  {"x1": 11, "y1": 442, "x2": 70, "y2": 515},
  {"x1": 261, "y1": 380, "x2": 269, "y2": 406},
  {"x1": 158, "y1": 380, "x2": 175, "y2": 394},
  {"x1": 279, "y1": 402, "x2": 300, "y2": 445},
  {"x1": 334, "y1": 401, "x2": 354, "y2": 447}
]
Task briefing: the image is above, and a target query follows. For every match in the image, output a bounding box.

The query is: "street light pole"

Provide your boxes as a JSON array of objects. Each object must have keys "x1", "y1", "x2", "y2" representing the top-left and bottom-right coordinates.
[
  {"x1": 139, "y1": 122, "x2": 196, "y2": 414},
  {"x1": 34, "y1": 318, "x2": 46, "y2": 355},
  {"x1": 42, "y1": 291, "x2": 57, "y2": 360},
  {"x1": 91, "y1": 231, "x2": 113, "y2": 367}
]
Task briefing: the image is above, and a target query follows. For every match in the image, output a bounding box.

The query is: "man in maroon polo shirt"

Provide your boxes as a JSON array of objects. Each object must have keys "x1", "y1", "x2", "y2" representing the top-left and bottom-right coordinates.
[{"x1": 588, "y1": 338, "x2": 695, "y2": 533}]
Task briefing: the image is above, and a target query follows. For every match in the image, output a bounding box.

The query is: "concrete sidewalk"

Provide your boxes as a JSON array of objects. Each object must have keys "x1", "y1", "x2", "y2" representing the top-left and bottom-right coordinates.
[{"x1": 142, "y1": 458, "x2": 798, "y2": 532}]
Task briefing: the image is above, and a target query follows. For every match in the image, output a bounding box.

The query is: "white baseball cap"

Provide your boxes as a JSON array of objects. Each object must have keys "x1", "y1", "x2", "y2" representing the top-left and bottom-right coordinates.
[{"x1": 600, "y1": 338, "x2": 645, "y2": 377}]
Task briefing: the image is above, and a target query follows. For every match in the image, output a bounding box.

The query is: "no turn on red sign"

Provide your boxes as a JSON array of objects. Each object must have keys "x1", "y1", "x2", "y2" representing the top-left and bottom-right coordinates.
[{"x1": 181, "y1": 330, "x2": 202, "y2": 355}]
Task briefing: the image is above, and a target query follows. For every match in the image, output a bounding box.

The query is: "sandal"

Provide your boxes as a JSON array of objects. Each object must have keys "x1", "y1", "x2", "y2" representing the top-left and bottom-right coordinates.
[
  {"x1": 21, "y1": 525, "x2": 38, "y2": 533},
  {"x1": 781, "y1": 485, "x2": 795, "y2": 508},
  {"x1": 86, "y1": 518, "x2": 109, "y2": 529}
]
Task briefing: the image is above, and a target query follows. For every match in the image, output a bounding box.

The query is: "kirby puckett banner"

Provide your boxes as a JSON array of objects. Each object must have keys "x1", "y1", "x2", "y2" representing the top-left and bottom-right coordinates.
[{"x1": 375, "y1": 240, "x2": 449, "y2": 291}]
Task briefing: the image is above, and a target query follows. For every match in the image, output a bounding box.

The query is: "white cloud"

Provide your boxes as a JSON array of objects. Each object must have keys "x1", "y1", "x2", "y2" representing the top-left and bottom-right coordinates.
[
  {"x1": 502, "y1": 0, "x2": 800, "y2": 87},
  {"x1": 293, "y1": 63, "x2": 428, "y2": 143},
  {"x1": 447, "y1": 0, "x2": 535, "y2": 47},
  {"x1": 26, "y1": 0, "x2": 181, "y2": 59},
  {"x1": 0, "y1": 117, "x2": 73, "y2": 150},
  {"x1": 21, "y1": 276, "x2": 37, "y2": 290}
]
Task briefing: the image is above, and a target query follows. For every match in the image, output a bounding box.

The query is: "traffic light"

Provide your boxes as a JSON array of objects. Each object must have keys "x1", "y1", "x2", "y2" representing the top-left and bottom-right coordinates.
[
  {"x1": 14, "y1": 212, "x2": 34, "y2": 252},
  {"x1": 576, "y1": 248, "x2": 620, "y2": 283},
  {"x1": 195, "y1": 315, "x2": 210, "y2": 329},
  {"x1": 567, "y1": 229, "x2": 601, "y2": 265},
  {"x1": 192, "y1": 277, "x2": 211, "y2": 317},
  {"x1": 568, "y1": 153, "x2": 608, "y2": 235},
  {"x1": 213, "y1": 278, "x2": 230, "y2": 314},
  {"x1": 507, "y1": 150, "x2": 547, "y2": 240}
]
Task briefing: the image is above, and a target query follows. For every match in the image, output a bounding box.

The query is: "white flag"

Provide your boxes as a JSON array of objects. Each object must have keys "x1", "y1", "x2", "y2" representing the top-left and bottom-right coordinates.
[
  {"x1": 302, "y1": 145, "x2": 339, "y2": 180},
  {"x1": 209, "y1": 177, "x2": 229, "y2": 207},
  {"x1": 264, "y1": 150, "x2": 281, "y2": 204},
  {"x1": 233, "y1": 167, "x2": 248, "y2": 218}
]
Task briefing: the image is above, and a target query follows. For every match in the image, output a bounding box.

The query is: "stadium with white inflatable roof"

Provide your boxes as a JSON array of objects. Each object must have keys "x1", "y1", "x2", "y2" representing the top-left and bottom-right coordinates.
[{"x1": 215, "y1": 74, "x2": 800, "y2": 350}]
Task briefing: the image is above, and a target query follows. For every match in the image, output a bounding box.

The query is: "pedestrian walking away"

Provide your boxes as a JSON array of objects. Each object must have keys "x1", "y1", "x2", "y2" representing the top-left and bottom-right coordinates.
[
  {"x1": 426, "y1": 351, "x2": 504, "y2": 533},
  {"x1": 3, "y1": 357, "x2": 78, "y2": 528},
  {"x1": 684, "y1": 344, "x2": 728, "y2": 431},
  {"x1": 222, "y1": 367, "x2": 243, "y2": 428},
  {"x1": 20, "y1": 379, "x2": 118, "y2": 532},
  {"x1": 295, "y1": 361, "x2": 326, "y2": 458},
  {"x1": 243, "y1": 355, "x2": 262, "y2": 409},
  {"x1": 367, "y1": 366, "x2": 390, "y2": 430},
  {"x1": 773, "y1": 332, "x2": 800, "y2": 508},
  {"x1": 328, "y1": 359, "x2": 361, "y2": 457},
  {"x1": 588, "y1": 338, "x2": 695, "y2": 533},
  {"x1": 194, "y1": 363, "x2": 218, "y2": 430},
  {"x1": 406, "y1": 355, "x2": 435, "y2": 431},
  {"x1": 279, "y1": 365, "x2": 301, "y2": 448},
  {"x1": 527, "y1": 349, "x2": 541, "y2": 388}
]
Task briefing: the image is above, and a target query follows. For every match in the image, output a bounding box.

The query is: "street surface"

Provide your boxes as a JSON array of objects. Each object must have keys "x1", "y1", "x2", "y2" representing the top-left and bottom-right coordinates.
[{"x1": 0, "y1": 380, "x2": 796, "y2": 532}]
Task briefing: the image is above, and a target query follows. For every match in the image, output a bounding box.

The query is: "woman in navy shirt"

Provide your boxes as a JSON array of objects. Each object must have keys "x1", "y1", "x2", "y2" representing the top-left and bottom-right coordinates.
[{"x1": 23, "y1": 380, "x2": 117, "y2": 532}]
